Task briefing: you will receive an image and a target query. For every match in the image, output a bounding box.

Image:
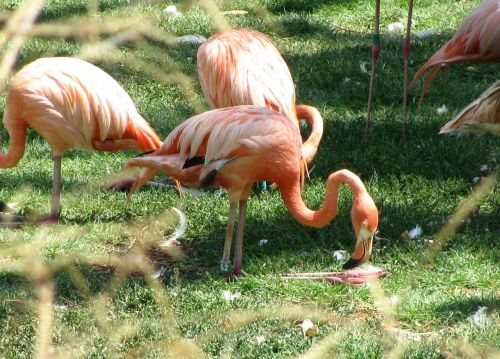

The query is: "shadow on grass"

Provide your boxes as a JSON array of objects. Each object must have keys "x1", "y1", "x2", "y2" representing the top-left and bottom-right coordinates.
[
  {"x1": 265, "y1": 0, "x2": 357, "y2": 14},
  {"x1": 432, "y1": 295, "x2": 500, "y2": 325}
]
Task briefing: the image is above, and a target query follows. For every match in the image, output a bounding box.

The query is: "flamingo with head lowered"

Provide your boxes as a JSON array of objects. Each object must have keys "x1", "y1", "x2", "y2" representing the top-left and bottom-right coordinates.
[
  {"x1": 197, "y1": 28, "x2": 324, "y2": 166},
  {"x1": 124, "y1": 105, "x2": 381, "y2": 281},
  {"x1": 0, "y1": 57, "x2": 162, "y2": 223}
]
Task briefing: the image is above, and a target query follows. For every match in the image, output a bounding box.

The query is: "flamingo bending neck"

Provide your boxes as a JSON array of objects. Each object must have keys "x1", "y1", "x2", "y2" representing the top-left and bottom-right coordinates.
[
  {"x1": 278, "y1": 169, "x2": 375, "y2": 229},
  {"x1": 295, "y1": 104, "x2": 324, "y2": 165}
]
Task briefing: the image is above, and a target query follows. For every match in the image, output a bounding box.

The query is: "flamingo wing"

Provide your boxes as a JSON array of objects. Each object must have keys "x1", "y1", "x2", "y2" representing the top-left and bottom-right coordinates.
[
  {"x1": 440, "y1": 80, "x2": 500, "y2": 135},
  {"x1": 197, "y1": 29, "x2": 297, "y2": 121},
  {"x1": 125, "y1": 106, "x2": 303, "y2": 192},
  {"x1": 10, "y1": 57, "x2": 161, "y2": 154}
]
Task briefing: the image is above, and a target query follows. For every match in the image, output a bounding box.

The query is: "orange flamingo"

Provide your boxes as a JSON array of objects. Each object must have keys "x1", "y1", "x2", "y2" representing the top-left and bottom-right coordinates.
[
  {"x1": 0, "y1": 57, "x2": 162, "y2": 223},
  {"x1": 409, "y1": 0, "x2": 500, "y2": 106},
  {"x1": 124, "y1": 106, "x2": 380, "y2": 281},
  {"x1": 197, "y1": 28, "x2": 323, "y2": 165},
  {"x1": 440, "y1": 80, "x2": 499, "y2": 135}
]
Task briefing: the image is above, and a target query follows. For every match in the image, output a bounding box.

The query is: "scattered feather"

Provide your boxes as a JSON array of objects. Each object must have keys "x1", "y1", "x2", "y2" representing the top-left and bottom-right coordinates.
[
  {"x1": 468, "y1": 306, "x2": 488, "y2": 325},
  {"x1": 158, "y1": 208, "x2": 187, "y2": 260},
  {"x1": 436, "y1": 105, "x2": 447, "y2": 115},
  {"x1": 390, "y1": 295, "x2": 399, "y2": 305},
  {"x1": 408, "y1": 225, "x2": 423, "y2": 239},
  {"x1": 222, "y1": 290, "x2": 241, "y2": 301},
  {"x1": 480, "y1": 164, "x2": 488, "y2": 172},
  {"x1": 164, "y1": 5, "x2": 182, "y2": 18},
  {"x1": 342, "y1": 77, "x2": 351, "y2": 84},
  {"x1": 166, "y1": 207, "x2": 186, "y2": 241},
  {"x1": 53, "y1": 304, "x2": 68, "y2": 311},
  {"x1": 221, "y1": 10, "x2": 248, "y2": 16},
  {"x1": 175, "y1": 34, "x2": 206, "y2": 45},
  {"x1": 254, "y1": 335, "x2": 266, "y2": 345},
  {"x1": 387, "y1": 22, "x2": 404, "y2": 32},
  {"x1": 299, "y1": 319, "x2": 319, "y2": 337},
  {"x1": 332, "y1": 250, "x2": 348, "y2": 262},
  {"x1": 401, "y1": 225, "x2": 423, "y2": 239},
  {"x1": 415, "y1": 29, "x2": 438, "y2": 39},
  {"x1": 3, "y1": 202, "x2": 16, "y2": 211},
  {"x1": 359, "y1": 62, "x2": 369, "y2": 74},
  {"x1": 258, "y1": 239, "x2": 268, "y2": 246},
  {"x1": 472, "y1": 177, "x2": 481, "y2": 184}
]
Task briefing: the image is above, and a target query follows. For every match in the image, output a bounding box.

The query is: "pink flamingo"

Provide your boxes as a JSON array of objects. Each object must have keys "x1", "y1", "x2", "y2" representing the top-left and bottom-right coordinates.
[
  {"x1": 197, "y1": 28, "x2": 323, "y2": 166},
  {"x1": 124, "y1": 105, "x2": 381, "y2": 282},
  {"x1": 0, "y1": 57, "x2": 162, "y2": 223},
  {"x1": 409, "y1": 0, "x2": 500, "y2": 107}
]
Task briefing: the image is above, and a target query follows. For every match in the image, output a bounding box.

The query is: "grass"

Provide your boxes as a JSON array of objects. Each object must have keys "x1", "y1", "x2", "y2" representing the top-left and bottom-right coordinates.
[{"x1": 0, "y1": 0, "x2": 499, "y2": 358}]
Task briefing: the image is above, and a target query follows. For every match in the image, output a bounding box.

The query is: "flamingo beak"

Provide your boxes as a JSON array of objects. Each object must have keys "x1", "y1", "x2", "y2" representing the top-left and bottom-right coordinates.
[{"x1": 343, "y1": 222, "x2": 374, "y2": 270}]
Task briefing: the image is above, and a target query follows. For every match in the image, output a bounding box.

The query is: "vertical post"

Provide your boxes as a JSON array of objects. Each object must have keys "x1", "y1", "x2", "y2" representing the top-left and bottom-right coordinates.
[
  {"x1": 365, "y1": 0, "x2": 381, "y2": 141},
  {"x1": 402, "y1": 0, "x2": 414, "y2": 139}
]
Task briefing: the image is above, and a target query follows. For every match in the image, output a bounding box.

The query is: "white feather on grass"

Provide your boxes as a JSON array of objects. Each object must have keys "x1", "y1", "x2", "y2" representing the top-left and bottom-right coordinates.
[
  {"x1": 157, "y1": 208, "x2": 187, "y2": 261},
  {"x1": 387, "y1": 22, "x2": 404, "y2": 32},
  {"x1": 164, "y1": 5, "x2": 182, "y2": 18}
]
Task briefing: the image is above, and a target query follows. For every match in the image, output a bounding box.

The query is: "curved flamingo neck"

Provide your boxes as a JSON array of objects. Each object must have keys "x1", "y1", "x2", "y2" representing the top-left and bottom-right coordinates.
[
  {"x1": 279, "y1": 169, "x2": 366, "y2": 228},
  {"x1": 0, "y1": 125, "x2": 28, "y2": 168},
  {"x1": 296, "y1": 104, "x2": 323, "y2": 164}
]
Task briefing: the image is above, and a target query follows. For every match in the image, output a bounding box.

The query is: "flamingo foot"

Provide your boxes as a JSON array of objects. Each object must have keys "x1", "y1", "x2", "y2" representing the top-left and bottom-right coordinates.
[
  {"x1": 281, "y1": 266, "x2": 388, "y2": 287},
  {"x1": 219, "y1": 261, "x2": 248, "y2": 281},
  {"x1": 37, "y1": 214, "x2": 59, "y2": 225},
  {"x1": 224, "y1": 270, "x2": 247, "y2": 282}
]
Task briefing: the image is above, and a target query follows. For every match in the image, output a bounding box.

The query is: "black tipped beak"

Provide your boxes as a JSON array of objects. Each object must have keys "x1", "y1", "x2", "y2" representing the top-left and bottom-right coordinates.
[{"x1": 343, "y1": 257, "x2": 363, "y2": 270}]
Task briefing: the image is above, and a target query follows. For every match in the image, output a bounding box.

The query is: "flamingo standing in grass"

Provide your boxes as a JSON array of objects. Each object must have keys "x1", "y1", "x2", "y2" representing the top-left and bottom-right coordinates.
[
  {"x1": 0, "y1": 57, "x2": 162, "y2": 223},
  {"x1": 409, "y1": 0, "x2": 500, "y2": 107},
  {"x1": 440, "y1": 80, "x2": 500, "y2": 135},
  {"x1": 197, "y1": 28, "x2": 324, "y2": 166},
  {"x1": 125, "y1": 105, "x2": 381, "y2": 281}
]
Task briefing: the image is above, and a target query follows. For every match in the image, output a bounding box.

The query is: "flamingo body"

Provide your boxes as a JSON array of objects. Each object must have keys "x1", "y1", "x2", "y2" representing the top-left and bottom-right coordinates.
[
  {"x1": 1, "y1": 57, "x2": 162, "y2": 220},
  {"x1": 440, "y1": 80, "x2": 500, "y2": 135},
  {"x1": 125, "y1": 106, "x2": 378, "y2": 276},
  {"x1": 197, "y1": 28, "x2": 323, "y2": 164},
  {"x1": 410, "y1": 0, "x2": 500, "y2": 105}
]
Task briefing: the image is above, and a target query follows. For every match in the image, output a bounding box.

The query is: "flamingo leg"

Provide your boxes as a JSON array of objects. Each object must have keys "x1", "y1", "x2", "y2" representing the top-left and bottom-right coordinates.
[
  {"x1": 49, "y1": 155, "x2": 62, "y2": 221},
  {"x1": 402, "y1": 0, "x2": 414, "y2": 138},
  {"x1": 232, "y1": 200, "x2": 247, "y2": 277},
  {"x1": 37, "y1": 155, "x2": 62, "y2": 224},
  {"x1": 364, "y1": 0, "x2": 381, "y2": 141},
  {"x1": 219, "y1": 202, "x2": 237, "y2": 275}
]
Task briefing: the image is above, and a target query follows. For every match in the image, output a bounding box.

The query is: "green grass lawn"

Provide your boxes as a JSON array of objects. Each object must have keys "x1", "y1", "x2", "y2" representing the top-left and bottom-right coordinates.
[{"x1": 0, "y1": 0, "x2": 499, "y2": 358}]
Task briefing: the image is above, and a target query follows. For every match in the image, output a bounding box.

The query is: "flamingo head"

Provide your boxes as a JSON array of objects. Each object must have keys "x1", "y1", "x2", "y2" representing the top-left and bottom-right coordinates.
[{"x1": 343, "y1": 198, "x2": 379, "y2": 270}]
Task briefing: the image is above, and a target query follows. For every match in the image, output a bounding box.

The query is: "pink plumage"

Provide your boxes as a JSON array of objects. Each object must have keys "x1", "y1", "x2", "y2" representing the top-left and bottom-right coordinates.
[
  {"x1": 410, "y1": 0, "x2": 500, "y2": 105},
  {"x1": 1, "y1": 57, "x2": 162, "y2": 222},
  {"x1": 197, "y1": 28, "x2": 323, "y2": 164},
  {"x1": 125, "y1": 105, "x2": 379, "y2": 278}
]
